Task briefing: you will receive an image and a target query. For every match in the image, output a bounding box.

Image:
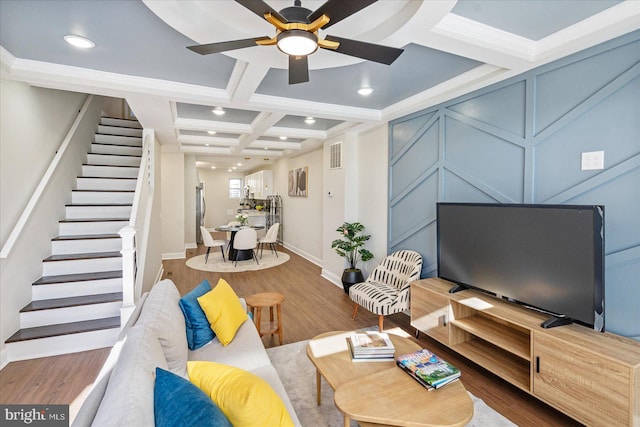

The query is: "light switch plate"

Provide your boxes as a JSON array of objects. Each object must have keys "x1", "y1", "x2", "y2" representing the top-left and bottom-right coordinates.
[{"x1": 581, "y1": 151, "x2": 604, "y2": 170}]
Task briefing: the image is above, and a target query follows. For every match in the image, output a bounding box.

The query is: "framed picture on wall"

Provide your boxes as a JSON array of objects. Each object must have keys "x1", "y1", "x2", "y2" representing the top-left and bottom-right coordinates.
[{"x1": 288, "y1": 166, "x2": 308, "y2": 197}]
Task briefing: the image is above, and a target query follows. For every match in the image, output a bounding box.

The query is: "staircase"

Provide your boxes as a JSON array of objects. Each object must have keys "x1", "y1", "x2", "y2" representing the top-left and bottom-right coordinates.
[{"x1": 5, "y1": 117, "x2": 143, "y2": 360}]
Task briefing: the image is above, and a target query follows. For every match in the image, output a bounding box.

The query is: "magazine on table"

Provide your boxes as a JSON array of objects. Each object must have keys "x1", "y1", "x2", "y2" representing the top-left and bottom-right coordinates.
[
  {"x1": 396, "y1": 348, "x2": 461, "y2": 389},
  {"x1": 346, "y1": 336, "x2": 395, "y2": 362},
  {"x1": 348, "y1": 331, "x2": 395, "y2": 356}
]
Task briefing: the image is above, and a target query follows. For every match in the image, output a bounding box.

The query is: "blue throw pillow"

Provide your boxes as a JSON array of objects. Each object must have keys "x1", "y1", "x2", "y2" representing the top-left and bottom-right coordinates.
[
  {"x1": 179, "y1": 280, "x2": 215, "y2": 350},
  {"x1": 154, "y1": 367, "x2": 232, "y2": 427}
]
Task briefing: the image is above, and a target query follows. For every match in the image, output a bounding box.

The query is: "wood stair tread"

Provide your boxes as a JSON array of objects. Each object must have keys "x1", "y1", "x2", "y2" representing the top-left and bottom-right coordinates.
[
  {"x1": 59, "y1": 218, "x2": 129, "y2": 223},
  {"x1": 72, "y1": 189, "x2": 134, "y2": 193},
  {"x1": 5, "y1": 317, "x2": 120, "y2": 343},
  {"x1": 83, "y1": 164, "x2": 139, "y2": 168},
  {"x1": 53, "y1": 234, "x2": 120, "y2": 241},
  {"x1": 33, "y1": 270, "x2": 122, "y2": 285},
  {"x1": 88, "y1": 153, "x2": 142, "y2": 158},
  {"x1": 65, "y1": 203, "x2": 132, "y2": 207},
  {"x1": 43, "y1": 251, "x2": 121, "y2": 262},
  {"x1": 77, "y1": 176, "x2": 137, "y2": 180},
  {"x1": 21, "y1": 292, "x2": 123, "y2": 312}
]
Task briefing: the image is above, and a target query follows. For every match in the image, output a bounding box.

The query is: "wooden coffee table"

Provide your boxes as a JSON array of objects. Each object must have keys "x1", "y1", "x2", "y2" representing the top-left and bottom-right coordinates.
[{"x1": 306, "y1": 330, "x2": 474, "y2": 427}]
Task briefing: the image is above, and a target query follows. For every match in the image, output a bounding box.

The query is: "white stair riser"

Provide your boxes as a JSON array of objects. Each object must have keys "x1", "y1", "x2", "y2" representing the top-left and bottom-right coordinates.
[
  {"x1": 33, "y1": 278, "x2": 122, "y2": 300},
  {"x1": 100, "y1": 117, "x2": 142, "y2": 129},
  {"x1": 98, "y1": 125, "x2": 143, "y2": 137},
  {"x1": 87, "y1": 154, "x2": 140, "y2": 167},
  {"x1": 20, "y1": 302, "x2": 122, "y2": 328},
  {"x1": 76, "y1": 177, "x2": 137, "y2": 191},
  {"x1": 93, "y1": 134, "x2": 142, "y2": 146},
  {"x1": 59, "y1": 221, "x2": 128, "y2": 236},
  {"x1": 91, "y1": 144, "x2": 142, "y2": 156},
  {"x1": 71, "y1": 191, "x2": 134, "y2": 204},
  {"x1": 65, "y1": 205, "x2": 131, "y2": 219},
  {"x1": 52, "y1": 238, "x2": 122, "y2": 255},
  {"x1": 6, "y1": 328, "x2": 119, "y2": 361},
  {"x1": 82, "y1": 165, "x2": 139, "y2": 178},
  {"x1": 43, "y1": 257, "x2": 122, "y2": 276}
]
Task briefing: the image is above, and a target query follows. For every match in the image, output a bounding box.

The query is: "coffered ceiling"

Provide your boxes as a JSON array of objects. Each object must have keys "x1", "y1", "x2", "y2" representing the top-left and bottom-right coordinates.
[{"x1": 1, "y1": 0, "x2": 638, "y2": 172}]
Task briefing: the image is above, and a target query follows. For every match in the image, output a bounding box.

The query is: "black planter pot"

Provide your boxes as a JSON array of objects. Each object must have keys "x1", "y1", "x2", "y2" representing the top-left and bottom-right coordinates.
[{"x1": 341, "y1": 269, "x2": 364, "y2": 294}]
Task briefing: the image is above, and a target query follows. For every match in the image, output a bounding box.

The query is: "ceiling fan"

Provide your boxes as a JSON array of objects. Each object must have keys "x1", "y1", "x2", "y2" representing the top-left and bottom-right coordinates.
[{"x1": 187, "y1": 0, "x2": 404, "y2": 84}]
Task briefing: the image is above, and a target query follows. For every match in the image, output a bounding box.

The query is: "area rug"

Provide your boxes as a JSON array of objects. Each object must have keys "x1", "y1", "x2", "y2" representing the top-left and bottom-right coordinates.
[
  {"x1": 186, "y1": 251, "x2": 289, "y2": 272},
  {"x1": 267, "y1": 339, "x2": 516, "y2": 427}
]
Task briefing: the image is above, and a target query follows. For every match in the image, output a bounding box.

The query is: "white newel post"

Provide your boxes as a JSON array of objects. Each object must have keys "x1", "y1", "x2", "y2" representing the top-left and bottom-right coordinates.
[{"x1": 119, "y1": 225, "x2": 137, "y2": 329}]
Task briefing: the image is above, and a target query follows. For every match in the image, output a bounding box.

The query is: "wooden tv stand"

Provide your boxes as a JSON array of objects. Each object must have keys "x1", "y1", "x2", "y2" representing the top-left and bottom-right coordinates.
[{"x1": 411, "y1": 278, "x2": 640, "y2": 427}]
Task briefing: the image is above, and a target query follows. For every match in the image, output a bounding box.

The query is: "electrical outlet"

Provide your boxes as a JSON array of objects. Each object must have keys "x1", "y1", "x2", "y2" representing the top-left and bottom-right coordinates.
[{"x1": 581, "y1": 151, "x2": 604, "y2": 170}]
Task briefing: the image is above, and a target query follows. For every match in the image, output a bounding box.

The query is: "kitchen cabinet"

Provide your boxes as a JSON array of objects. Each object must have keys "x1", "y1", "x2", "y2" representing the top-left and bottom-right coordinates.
[{"x1": 244, "y1": 170, "x2": 273, "y2": 199}]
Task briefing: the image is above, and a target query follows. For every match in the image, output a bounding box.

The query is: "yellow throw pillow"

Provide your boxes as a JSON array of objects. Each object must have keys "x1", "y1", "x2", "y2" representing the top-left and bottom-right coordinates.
[
  {"x1": 197, "y1": 279, "x2": 248, "y2": 346},
  {"x1": 188, "y1": 361, "x2": 294, "y2": 427}
]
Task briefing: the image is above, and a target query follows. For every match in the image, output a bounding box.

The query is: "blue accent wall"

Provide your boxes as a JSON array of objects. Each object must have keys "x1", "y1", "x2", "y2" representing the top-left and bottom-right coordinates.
[{"x1": 388, "y1": 31, "x2": 640, "y2": 338}]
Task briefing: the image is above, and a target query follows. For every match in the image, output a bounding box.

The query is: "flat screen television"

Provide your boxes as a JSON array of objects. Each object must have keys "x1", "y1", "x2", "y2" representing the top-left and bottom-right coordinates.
[{"x1": 437, "y1": 203, "x2": 605, "y2": 331}]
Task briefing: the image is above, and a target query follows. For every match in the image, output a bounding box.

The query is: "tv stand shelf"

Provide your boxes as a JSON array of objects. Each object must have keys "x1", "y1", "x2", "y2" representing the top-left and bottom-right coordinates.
[{"x1": 411, "y1": 278, "x2": 640, "y2": 427}]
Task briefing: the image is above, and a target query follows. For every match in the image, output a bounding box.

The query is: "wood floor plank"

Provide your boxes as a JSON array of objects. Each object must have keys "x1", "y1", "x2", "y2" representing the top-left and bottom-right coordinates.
[{"x1": 0, "y1": 243, "x2": 580, "y2": 425}]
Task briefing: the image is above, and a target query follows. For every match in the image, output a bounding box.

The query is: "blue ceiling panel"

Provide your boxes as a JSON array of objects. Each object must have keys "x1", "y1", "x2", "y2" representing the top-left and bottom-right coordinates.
[{"x1": 452, "y1": 0, "x2": 622, "y2": 41}]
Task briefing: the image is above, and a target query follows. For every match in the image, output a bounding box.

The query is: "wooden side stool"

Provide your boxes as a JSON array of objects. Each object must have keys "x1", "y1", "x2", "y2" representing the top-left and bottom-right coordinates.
[{"x1": 245, "y1": 292, "x2": 284, "y2": 345}]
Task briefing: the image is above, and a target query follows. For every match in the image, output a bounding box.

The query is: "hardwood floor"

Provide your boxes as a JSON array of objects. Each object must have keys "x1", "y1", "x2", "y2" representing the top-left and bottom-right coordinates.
[{"x1": 0, "y1": 242, "x2": 581, "y2": 426}]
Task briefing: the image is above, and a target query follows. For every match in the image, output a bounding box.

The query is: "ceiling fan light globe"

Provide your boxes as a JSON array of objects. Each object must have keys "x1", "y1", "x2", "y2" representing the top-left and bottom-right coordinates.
[{"x1": 277, "y1": 30, "x2": 317, "y2": 56}]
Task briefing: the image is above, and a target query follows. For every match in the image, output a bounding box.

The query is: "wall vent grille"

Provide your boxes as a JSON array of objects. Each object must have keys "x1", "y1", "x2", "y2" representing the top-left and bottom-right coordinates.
[{"x1": 330, "y1": 142, "x2": 342, "y2": 169}]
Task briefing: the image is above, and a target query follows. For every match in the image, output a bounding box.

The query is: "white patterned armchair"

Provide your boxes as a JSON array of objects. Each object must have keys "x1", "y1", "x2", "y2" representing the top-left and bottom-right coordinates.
[{"x1": 349, "y1": 250, "x2": 423, "y2": 331}]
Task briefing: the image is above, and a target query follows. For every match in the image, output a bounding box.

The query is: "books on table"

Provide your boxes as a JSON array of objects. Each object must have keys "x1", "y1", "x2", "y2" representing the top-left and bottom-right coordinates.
[
  {"x1": 396, "y1": 348, "x2": 461, "y2": 390},
  {"x1": 346, "y1": 331, "x2": 395, "y2": 362}
]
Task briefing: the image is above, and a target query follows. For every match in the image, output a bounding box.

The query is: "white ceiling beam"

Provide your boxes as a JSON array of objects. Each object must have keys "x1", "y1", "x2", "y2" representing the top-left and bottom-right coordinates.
[{"x1": 174, "y1": 117, "x2": 252, "y2": 134}]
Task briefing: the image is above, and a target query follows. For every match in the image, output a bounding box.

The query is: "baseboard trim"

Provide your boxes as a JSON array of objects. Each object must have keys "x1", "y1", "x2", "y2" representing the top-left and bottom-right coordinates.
[
  {"x1": 281, "y1": 242, "x2": 322, "y2": 266},
  {"x1": 162, "y1": 251, "x2": 185, "y2": 260}
]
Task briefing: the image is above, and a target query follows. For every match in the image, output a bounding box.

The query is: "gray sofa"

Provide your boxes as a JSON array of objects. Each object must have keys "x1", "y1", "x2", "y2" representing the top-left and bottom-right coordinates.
[{"x1": 72, "y1": 279, "x2": 301, "y2": 426}]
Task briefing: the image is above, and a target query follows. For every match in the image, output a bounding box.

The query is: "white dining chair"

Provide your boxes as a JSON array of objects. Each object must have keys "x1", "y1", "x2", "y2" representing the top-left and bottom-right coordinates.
[
  {"x1": 258, "y1": 223, "x2": 280, "y2": 258},
  {"x1": 226, "y1": 220, "x2": 241, "y2": 249},
  {"x1": 200, "y1": 226, "x2": 226, "y2": 263},
  {"x1": 232, "y1": 227, "x2": 258, "y2": 267}
]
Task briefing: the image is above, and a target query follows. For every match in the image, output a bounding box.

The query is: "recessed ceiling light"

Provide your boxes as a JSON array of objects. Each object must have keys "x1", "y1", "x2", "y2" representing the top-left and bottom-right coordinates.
[
  {"x1": 64, "y1": 35, "x2": 95, "y2": 49},
  {"x1": 211, "y1": 166, "x2": 216, "y2": 169},
  {"x1": 207, "y1": 130, "x2": 216, "y2": 135},
  {"x1": 232, "y1": 166, "x2": 236, "y2": 170},
  {"x1": 264, "y1": 147, "x2": 269, "y2": 150},
  {"x1": 304, "y1": 116, "x2": 315, "y2": 125},
  {"x1": 237, "y1": 163, "x2": 242, "y2": 167},
  {"x1": 205, "y1": 144, "x2": 210, "y2": 147},
  {"x1": 228, "y1": 169, "x2": 232, "y2": 172},
  {"x1": 212, "y1": 107, "x2": 225, "y2": 116},
  {"x1": 357, "y1": 87, "x2": 374, "y2": 96},
  {"x1": 279, "y1": 136, "x2": 287, "y2": 140}
]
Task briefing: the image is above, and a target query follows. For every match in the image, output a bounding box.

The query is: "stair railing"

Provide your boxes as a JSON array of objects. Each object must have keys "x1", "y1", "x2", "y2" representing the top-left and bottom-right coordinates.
[{"x1": 119, "y1": 128, "x2": 155, "y2": 328}]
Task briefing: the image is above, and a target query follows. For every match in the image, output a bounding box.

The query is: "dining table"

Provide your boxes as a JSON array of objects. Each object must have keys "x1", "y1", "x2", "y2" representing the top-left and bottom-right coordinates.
[{"x1": 214, "y1": 225, "x2": 265, "y2": 261}]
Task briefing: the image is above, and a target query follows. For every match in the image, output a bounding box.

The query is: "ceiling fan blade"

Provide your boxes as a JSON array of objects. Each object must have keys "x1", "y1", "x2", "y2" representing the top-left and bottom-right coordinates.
[
  {"x1": 235, "y1": 0, "x2": 287, "y2": 23},
  {"x1": 187, "y1": 37, "x2": 270, "y2": 55},
  {"x1": 308, "y1": 0, "x2": 377, "y2": 29},
  {"x1": 289, "y1": 55, "x2": 309, "y2": 85},
  {"x1": 324, "y1": 35, "x2": 403, "y2": 65}
]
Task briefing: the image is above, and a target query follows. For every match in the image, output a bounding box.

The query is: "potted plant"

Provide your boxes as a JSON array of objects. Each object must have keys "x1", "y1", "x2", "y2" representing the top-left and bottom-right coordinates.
[{"x1": 331, "y1": 222, "x2": 374, "y2": 293}]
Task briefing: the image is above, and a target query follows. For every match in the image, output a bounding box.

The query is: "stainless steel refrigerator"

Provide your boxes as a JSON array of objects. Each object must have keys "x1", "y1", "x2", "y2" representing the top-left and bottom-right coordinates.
[{"x1": 196, "y1": 182, "x2": 205, "y2": 244}]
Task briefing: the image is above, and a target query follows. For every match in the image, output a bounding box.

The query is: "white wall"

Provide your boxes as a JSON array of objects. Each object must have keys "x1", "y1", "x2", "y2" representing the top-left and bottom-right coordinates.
[
  {"x1": 184, "y1": 154, "x2": 197, "y2": 248},
  {"x1": 160, "y1": 149, "x2": 185, "y2": 259},
  {"x1": 198, "y1": 168, "x2": 246, "y2": 228},
  {"x1": 0, "y1": 79, "x2": 86, "y2": 244},
  {"x1": 273, "y1": 148, "x2": 323, "y2": 264},
  {"x1": 321, "y1": 126, "x2": 389, "y2": 286},
  {"x1": 0, "y1": 80, "x2": 101, "y2": 367},
  {"x1": 355, "y1": 125, "x2": 389, "y2": 269}
]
